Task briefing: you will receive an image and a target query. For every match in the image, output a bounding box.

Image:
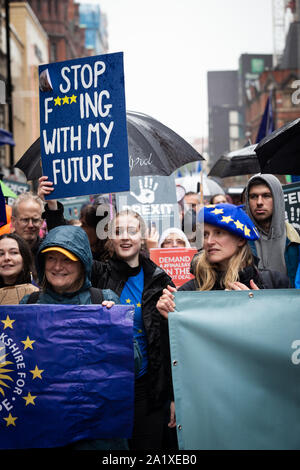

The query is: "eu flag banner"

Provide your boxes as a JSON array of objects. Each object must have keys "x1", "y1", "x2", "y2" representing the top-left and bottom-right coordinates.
[
  {"x1": 39, "y1": 52, "x2": 130, "y2": 200},
  {"x1": 0, "y1": 304, "x2": 135, "y2": 449},
  {"x1": 169, "y1": 290, "x2": 300, "y2": 450}
]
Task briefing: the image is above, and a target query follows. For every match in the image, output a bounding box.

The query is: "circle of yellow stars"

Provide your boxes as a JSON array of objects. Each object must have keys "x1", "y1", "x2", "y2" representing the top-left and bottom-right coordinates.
[
  {"x1": 210, "y1": 207, "x2": 253, "y2": 238},
  {"x1": 54, "y1": 94, "x2": 77, "y2": 106},
  {"x1": 0, "y1": 314, "x2": 44, "y2": 427}
]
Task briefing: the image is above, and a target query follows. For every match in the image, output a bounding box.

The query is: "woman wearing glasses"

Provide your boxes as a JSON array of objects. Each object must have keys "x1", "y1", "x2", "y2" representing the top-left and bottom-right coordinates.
[{"x1": 91, "y1": 210, "x2": 175, "y2": 450}]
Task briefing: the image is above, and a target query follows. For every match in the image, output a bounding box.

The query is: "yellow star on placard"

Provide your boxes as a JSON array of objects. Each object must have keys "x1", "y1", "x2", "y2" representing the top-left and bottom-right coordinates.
[
  {"x1": 1, "y1": 315, "x2": 15, "y2": 329},
  {"x1": 4, "y1": 413, "x2": 17, "y2": 427},
  {"x1": 211, "y1": 208, "x2": 224, "y2": 215},
  {"x1": 54, "y1": 96, "x2": 62, "y2": 106},
  {"x1": 30, "y1": 365, "x2": 44, "y2": 380},
  {"x1": 62, "y1": 95, "x2": 69, "y2": 105},
  {"x1": 136, "y1": 302, "x2": 141, "y2": 308},
  {"x1": 125, "y1": 298, "x2": 131, "y2": 304},
  {"x1": 69, "y1": 94, "x2": 77, "y2": 103},
  {"x1": 23, "y1": 392, "x2": 37, "y2": 406},
  {"x1": 234, "y1": 220, "x2": 244, "y2": 230},
  {"x1": 221, "y1": 216, "x2": 234, "y2": 224},
  {"x1": 21, "y1": 336, "x2": 35, "y2": 350},
  {"x1": 244, "y1": 226, "x2": 251, "y2": 237}
]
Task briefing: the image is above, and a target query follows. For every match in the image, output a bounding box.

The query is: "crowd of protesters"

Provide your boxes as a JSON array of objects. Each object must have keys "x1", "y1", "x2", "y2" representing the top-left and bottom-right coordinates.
[{"x1": 0, "y1": 172, "x2": 299, "y2": 450}]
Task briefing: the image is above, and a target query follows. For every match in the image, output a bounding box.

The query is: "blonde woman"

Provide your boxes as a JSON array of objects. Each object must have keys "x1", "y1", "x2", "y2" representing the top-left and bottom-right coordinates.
[{"x1": 157, "y1": 204, "x2": 290, "y2": 318}]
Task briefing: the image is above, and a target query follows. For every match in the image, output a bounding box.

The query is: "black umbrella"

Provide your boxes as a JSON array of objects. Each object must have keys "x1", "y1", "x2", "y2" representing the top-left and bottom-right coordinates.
[
  {"x1": 255, "y1": 118, "x2": 300, "y2": 175},
  {"x1": 126, "y1": 111, "x2": 203, "y2": 176},
  {"x1": 208, "y1": 144, "x2": 261, "y2": 178},
  {"x1": 15, "y1": 111, "x2": 204, "y2": 180},
  {"x1": 15, "y1": 137, "x2": 42, "y2": 180}
]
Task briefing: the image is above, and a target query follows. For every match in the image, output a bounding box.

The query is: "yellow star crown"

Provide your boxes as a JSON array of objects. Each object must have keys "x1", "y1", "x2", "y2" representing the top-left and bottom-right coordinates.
[
  {"x1": 1, "y1": 315, "x2": 15, "y2": 330},
  {"x1": 21, "y1": 336, "x2": 35, "y2": 350},
  {"x1": 211, "y1": 208, "x2": 224, "y2": 215},
  {"x1": 221, "y1": 215, "x2": 234, "y2": 224},
  {"x1": 4, "y1": 413, "x2": 17, "y2": 427},
  {"x1": 30, "y1": 365, "x2": 44, "y2": 380},
  {"x1": 23, "y1": 392, "x2": 37, "y2": 406},
  {"x1": 244, "y1": 226, "x2": 251, "y2": 237},
  {"x1": 234, "y1": 220, "x2": 244, "y2": 231},
  {"x1": 54, "y1": 96, "x2": 62, "y2": 106}
]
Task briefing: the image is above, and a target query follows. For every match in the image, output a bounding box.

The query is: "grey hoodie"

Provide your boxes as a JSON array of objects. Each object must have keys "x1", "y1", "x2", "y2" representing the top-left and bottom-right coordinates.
[{"x1": 244, "y1": 174, "x2": 287, "y2": 274}]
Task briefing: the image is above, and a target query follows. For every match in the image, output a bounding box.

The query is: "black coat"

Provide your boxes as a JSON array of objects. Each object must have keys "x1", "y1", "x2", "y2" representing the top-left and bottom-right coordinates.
[
  {"x1": 179, "y1": 264, "x2": 290, "y2": 291},
  {"x1": 91, "y1": 254, "x2": 175, "y2": 409}
]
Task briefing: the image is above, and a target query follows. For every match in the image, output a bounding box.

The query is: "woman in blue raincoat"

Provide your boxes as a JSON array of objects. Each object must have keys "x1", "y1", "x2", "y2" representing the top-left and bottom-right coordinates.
[{"x1": 20, "y1": 224, "x2": 141, "y2": 450}]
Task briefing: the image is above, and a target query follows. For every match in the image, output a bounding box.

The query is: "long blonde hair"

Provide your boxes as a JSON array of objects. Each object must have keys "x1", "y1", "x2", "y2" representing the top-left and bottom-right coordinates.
[{"x1": 195, "y1": 242, "x2": 253, "y2": 290}]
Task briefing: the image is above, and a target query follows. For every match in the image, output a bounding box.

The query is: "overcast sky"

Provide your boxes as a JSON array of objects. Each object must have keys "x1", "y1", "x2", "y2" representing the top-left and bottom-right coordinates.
[{"x1": 79, "y1": 0, "x2": 274, "y2": 142}]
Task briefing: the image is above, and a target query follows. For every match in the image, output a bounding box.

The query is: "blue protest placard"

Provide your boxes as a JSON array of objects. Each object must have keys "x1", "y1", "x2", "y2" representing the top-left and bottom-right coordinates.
[
  {"x1": 39, "y1": 52, "x2": 129, "y2": 199},
  {"x1": 0, "y1": 304, "x2": 134, "y2": 449}
]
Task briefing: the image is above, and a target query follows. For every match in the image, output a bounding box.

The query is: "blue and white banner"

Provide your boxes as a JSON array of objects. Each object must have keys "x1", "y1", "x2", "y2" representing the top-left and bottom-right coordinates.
[
  {"x1": 0, "y1": 304, "x2": 134, "y2": 449},
  {"x1": 39, "y1": 52, "x2": 129, "y2": 199}
]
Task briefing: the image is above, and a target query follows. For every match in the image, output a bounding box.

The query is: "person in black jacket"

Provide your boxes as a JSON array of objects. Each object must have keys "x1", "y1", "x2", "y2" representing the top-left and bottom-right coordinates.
[
  {"x1": 91, "y1": 209, "x2": 175, "y2": 450},
  {"x1": 157, "y1": 203, "x2": 290, "y2": 318}
]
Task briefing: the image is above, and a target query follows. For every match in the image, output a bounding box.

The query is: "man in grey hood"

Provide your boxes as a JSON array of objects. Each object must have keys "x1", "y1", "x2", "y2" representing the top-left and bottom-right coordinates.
[{"x1": 244, "y1": 174, "x2": 300, "y2": 287}]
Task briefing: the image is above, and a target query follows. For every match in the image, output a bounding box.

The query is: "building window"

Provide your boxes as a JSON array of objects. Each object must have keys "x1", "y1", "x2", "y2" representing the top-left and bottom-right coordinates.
[{"x1": 50, "y1": 42, "x2": 57, "y2": 62}]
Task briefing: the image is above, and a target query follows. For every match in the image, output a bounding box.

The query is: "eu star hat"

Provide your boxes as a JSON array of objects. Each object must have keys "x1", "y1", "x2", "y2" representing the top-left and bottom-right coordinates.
[{"x1": 197, "y1": 203, "x2": 260, "y2": 241}]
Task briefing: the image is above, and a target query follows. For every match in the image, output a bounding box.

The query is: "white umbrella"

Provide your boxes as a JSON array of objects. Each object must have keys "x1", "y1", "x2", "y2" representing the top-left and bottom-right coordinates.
[{"x1": 175, "y1": 173, "x2": 224, "y2": 196}]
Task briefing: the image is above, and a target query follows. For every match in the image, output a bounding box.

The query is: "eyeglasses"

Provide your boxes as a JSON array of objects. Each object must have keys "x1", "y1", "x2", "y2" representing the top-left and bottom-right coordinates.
[{"x1": 16, "y1": 217, "x2": 42, "y2": 226}]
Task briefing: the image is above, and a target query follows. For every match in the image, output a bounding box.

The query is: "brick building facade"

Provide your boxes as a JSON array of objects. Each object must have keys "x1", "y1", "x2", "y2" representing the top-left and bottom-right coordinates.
[
  {"x1": 245, "y1": 69, "x2": 300, "y2": 145},
  {"x1": 27, "y1": 0, "x2": 88, "y2": 62}
]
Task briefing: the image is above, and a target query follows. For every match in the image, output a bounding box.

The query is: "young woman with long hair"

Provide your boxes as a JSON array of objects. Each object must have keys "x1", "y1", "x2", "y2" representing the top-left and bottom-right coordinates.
[
  {"x1": 91, "y1": 209, "x2": 175, "y2": 450},
  {"x1": 0, "y1": 233, "x2": 38, "y2": 304},
  {"x1": 157, "y1": 204, "x2": 290, "y2": 318}
]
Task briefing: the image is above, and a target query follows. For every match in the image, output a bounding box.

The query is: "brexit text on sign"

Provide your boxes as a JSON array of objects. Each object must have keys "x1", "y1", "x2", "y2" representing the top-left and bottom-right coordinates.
[{"x1": 39, "y1": 52, "x2": 129, "y2": 200}]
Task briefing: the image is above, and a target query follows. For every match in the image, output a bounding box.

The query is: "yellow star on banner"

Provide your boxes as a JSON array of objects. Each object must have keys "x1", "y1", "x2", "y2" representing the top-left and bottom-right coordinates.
[
  {"x1": 244, "y1": 226, "x2": 251, "y2": 237},
  {"x1": 221, "y1": 216, "x2": 234, "y2": 224},
  {"x1": 30, "y1": 365, "x2": 44, "y2": 380},
  {"x1": 211, "y1": 208, "x2": 224, "y2": 215},
  {"x1": 4, "y1": 413, "x2": 17, "y2": 427},
  {"x1": 125, "y1": 298, "x2": 131, "y2": 304},
  {"x1": 136, "y1": 302, "x2": 141, "y2": 307},
  {"x1": 23, "y1": 392, "x2": 37, "y2": 406},
  {"x1": 1, "y1": 315, "x2": 15, "y2": 329},
  {"x1": 62, "y1": 95, "x2": 69, "y2": 105},
  {"x1": 54, "y1": 96, "x2": 62, "y2": 106},
  {"x1": 234, "y1": 220, "x2": 244, "y2": 230},
  {"x1": 21, "y1": 336, "x2": 35, "y2": 350},
  {"x1": 69, "y1": 94, "x2": 77, "y2": 103}
]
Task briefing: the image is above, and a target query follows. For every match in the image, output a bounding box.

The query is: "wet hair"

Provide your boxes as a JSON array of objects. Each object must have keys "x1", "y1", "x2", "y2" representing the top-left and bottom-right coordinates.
[
  {"x1": 0, "y1": 233, "x2": 36, "y2": 286},
  {"x1": 12, "y1": 192, "x2": 44, "y2": 218},
  {"x1": 107, "y1": 210, "x2": 149, "y2": 257},
  {"x1": 247, "y1": 177, "x2": 270, "y2": 193},
  {"x1": 195, "y1": 242, "x2": 253, "y2": 291},
  {"x1": 80, "y1": 203, "x2": 110, "y2": 228},
  {"x1": 80, "y1": 203, "x2": 111, "y2": 261}
]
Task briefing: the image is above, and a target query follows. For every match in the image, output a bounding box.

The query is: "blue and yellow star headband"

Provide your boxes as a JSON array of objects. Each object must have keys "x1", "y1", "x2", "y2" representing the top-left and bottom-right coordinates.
[{"x1": 198, "y1": 203, "x2": 260, "y2": 241}]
